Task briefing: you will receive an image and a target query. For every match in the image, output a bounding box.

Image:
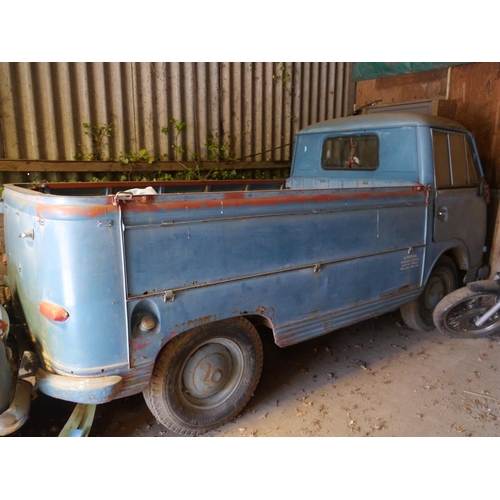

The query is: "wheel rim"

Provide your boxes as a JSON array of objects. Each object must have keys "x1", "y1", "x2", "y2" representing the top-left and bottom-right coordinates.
[
  {"x1": 444, "y1": 293, "x2": 500, "y2": 336},
  {"x1": 180, "y1": 338, "x2": 244, "y2": 410}
]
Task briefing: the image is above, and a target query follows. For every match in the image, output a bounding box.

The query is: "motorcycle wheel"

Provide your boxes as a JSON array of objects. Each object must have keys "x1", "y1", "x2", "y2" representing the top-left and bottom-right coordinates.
[{"x1": 433, "y1": 287, "x2": 500, "y2": 338}]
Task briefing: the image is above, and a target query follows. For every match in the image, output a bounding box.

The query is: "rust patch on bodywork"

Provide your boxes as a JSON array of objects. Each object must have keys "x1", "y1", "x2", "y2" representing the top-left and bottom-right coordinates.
[
  {"x1": 166, "y1": 331, "x2": 177, "y2": 342},
  {"x1": 36, "y1": 201, "x2": 116, "y2": 219},
  {"x1": 121, "y1": 188, "x2": 422, "y2": 214},
  {"x1": 131, "y1": 338, "x2": 150, "y2": 353},
  {"x1": 380, "y1": 284, "x2": 413, "y2": 299},
  {"x1": 412, "y1": 184, "x2": 430, "y2": 204},
  {"x1": 135, "y1": 195, "x2": 156, "y2": 204}
]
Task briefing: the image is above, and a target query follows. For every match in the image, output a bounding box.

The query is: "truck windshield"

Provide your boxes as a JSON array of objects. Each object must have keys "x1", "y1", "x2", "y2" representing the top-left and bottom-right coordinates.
[{"x1": 322, "y1": 134, "x2": 379, "y2": 170}]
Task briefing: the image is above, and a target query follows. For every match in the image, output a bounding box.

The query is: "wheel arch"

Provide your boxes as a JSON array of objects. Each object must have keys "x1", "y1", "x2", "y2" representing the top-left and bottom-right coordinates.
[
  {"x1": 160, "y1": 313, "x2": 277, "y2": 357},
  {"x1": 241, "y1": 314, "x2": 276, "y2": 335},
  {"x1": 443, "y1": 246, "x2": 469, "y2": 272},
  {"x1": 424, "y1": 244, "x2": 469, "y2": 285}
]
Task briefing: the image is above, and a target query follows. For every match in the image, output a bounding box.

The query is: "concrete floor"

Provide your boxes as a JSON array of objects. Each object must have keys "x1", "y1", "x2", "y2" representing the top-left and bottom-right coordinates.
[{"x1": 8, "y1": 310, "x2": 500, "y2": 438}]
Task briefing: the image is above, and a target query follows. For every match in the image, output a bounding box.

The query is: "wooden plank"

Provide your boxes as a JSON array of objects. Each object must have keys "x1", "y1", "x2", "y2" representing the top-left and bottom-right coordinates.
[{"x1": 356, "y1": 67, "x2": 448, "y2": 108}]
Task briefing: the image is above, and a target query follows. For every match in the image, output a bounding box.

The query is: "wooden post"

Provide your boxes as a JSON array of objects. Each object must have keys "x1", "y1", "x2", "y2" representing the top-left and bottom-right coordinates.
[{"x1": 488, "y1": 194, "x2": 500, "y2": 278}]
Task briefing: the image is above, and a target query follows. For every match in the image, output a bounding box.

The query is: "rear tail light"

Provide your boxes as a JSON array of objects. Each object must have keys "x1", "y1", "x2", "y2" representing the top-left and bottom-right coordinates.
[{"x1": 39, "y1": 301, "x2": 70, "y2": 322}]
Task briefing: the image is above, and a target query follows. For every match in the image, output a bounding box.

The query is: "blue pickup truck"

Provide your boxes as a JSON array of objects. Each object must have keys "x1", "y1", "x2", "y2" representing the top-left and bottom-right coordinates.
[{"x1": 0, "y1": 112, "x2": 489, "y2": 436}]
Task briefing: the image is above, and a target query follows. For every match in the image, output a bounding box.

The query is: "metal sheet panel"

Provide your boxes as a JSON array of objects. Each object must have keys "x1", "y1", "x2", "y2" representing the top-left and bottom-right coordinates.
[{"x1": 0, "y1": 62, "x2": 353, "y2": 163}]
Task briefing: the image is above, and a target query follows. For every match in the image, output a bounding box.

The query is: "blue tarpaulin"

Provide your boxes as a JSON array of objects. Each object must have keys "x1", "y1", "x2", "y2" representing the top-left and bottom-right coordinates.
[{"x1": 352, "y1": 62, "x2": 468, "y2": 82}]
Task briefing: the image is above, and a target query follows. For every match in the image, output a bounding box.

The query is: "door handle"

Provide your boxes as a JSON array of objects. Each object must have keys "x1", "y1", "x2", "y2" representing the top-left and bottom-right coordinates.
[{"x1": 437, "y1": 206, "x2": 448, "y2": 222}]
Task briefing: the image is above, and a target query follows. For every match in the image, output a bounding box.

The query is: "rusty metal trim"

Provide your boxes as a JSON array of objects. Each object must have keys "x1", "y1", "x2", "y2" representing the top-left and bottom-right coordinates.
[{"x1": 124, "y1": 200, "x2": 429, "y2": 231}]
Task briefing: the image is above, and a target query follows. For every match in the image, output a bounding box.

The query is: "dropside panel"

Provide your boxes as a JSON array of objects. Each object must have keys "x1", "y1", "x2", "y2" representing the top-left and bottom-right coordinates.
[{"x1": 123, "y1": 187, "x2": 427, "y2": 298}]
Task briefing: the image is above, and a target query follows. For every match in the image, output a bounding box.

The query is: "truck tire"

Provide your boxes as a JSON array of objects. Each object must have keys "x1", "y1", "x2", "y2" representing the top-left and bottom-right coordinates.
[
  {"x1": 433, "y1": 287, "x2": 500, "y2": 338},
  {"x1": 143, "y1": 317, "x2": 263, "y2": 436},
  {"x1": 400, "y1": 255, "x2": 458, "y2": 331}
]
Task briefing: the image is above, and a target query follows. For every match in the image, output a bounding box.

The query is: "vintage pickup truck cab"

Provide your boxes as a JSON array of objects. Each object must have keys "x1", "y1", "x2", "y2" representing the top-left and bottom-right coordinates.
[{"x1": 0, "y1": 112, "x2": 489, "y2": 436}]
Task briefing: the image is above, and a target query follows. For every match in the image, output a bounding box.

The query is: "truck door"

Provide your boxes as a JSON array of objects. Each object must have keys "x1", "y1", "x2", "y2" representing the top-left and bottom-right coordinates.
[{"x1": 432, "y1": 129, "x2": 487, "y2": 268}]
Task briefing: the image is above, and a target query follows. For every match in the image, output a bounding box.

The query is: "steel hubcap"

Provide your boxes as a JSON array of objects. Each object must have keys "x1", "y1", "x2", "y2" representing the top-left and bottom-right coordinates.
[
  {"x1": 183, "y1": 344, "x2": 232, "y2": 399},
  {"x1": 181, "y1": 339, "x2": 244, "y2": 409}
]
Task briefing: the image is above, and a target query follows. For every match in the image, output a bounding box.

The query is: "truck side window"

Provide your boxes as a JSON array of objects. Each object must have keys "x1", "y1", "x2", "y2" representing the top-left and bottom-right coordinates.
[
  {"x1": 433, "y1": 130, "x2": 480, "y2": 188},
  {"x1": 449, "y1": 133, "x2": 468, "y2": 186},
  {"x1": 433, "y1": 131, "x2": 451, "y2": 188},
  {"x1": 465, "y1": 138, "x2": 479, "y2": 185},
  {"x1": 322, "y1": 134, "x2": 379, "y2": 170}
]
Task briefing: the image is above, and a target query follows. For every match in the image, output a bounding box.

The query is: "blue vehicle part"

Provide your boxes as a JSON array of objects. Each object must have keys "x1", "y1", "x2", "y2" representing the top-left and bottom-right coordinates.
[{"x1": 3, "y1": 185, "x2": 130, "y2": 380}]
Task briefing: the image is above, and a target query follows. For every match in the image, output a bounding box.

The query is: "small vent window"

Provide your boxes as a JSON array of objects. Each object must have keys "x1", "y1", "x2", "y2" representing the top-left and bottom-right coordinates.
[{"x1": 322, "y1": 134, "x2": 379, "y2": 171}]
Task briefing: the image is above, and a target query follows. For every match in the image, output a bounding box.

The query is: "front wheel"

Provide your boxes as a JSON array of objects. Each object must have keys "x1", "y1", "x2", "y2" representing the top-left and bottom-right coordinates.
[
  {"x1": 143, "y1": 317, "x2": 263, "y2": 436},
  {"x1": 400, "y1": 255, "x2": 458, "y2": 331},
  {"x1": 433, "y1": 287, "x2": 500, "y2": 338}
]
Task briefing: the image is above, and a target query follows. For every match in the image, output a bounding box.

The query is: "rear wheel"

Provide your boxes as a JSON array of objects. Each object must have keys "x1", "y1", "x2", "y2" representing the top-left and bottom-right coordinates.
[
  {"x1": 433, "y1": 287, "x2": 500, "y2": 338},
  {"x1": 143, "y1": 317, "x2": 263, "y2": 436},
  {"x1": 401, "y1": 255, "x2": 458, "y2": 331}
]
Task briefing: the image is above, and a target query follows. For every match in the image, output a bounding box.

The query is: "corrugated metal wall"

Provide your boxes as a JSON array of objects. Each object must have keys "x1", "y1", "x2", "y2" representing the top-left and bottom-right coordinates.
[{"x1": 0, "y1": 62, "x2": 353, "y2": 163}]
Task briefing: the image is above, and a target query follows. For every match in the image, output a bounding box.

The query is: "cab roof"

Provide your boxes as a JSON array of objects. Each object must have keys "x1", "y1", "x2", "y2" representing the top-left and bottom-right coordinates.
[{"x1": 298, "y1": 112, "x2": 470, "y2": 135}]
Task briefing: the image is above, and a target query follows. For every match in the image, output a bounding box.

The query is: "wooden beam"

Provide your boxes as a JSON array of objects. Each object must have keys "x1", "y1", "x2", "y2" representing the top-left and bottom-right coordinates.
[
  {"x1": 0, "y1": 160, "x2": 290, "y2": 173},
  {"x1": 488, "y1": 192, "x2": 500, "y2": 278}
]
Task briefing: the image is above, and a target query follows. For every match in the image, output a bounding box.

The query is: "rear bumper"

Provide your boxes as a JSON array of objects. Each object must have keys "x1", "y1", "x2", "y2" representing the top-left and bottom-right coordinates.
[{"x1": 36, "y1": 369, "x2": 123, "y2": 404}]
